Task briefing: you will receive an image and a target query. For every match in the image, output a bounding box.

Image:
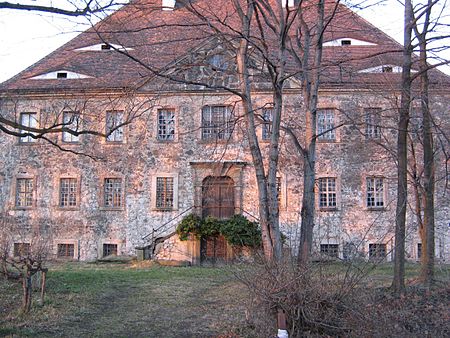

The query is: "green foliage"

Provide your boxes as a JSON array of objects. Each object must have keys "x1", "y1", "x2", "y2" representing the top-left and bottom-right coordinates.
[
  {"x1": 220, "y1": 215, "x2": 261, "y2": 247},
  {"x1": 176, "y1": 214, "x2": 261, "y2": 248},
  {"x1": 176, "y1": 213, "x2": 202, "y2": 240}
]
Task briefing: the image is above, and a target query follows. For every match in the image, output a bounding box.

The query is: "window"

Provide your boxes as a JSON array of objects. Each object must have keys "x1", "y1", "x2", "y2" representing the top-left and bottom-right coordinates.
[
  {"x1": 57, "y1": 72, "x2": 68, "y2": 79},
  {"x1": 104, "y1": 178, "x2": 123, "y2": 208},
  {"x1": 369, "y1": 243, "x2": 386, "y2": 260},
  {"x1": 201, "y1": 105, "x2": 233, "y2": 140},
  {"x1": 106, "y1": 111, "x2": 124, "y2": 142},
  {"x1": 366, "y1": 177, "x2": 384, "y2": 208},
  {"x1": 318, "y1": 177, "x2": 337, "y2": 209},
  {"x1": 14, "y1": 243, "x2": 31, "y2": 257},
  {"x1": 157, "y1": 109, "x2": 175, "y2": 141},
  {"x1": 103, "y1": 243, "x2": 117, "y2": 257},
  {"x1": 320, "y1": 244, "x2": 339, "y2": 257},
  {"x1": 341, "y1": 39, "x2": 351, "y2": 45},
  {"x1": 57, "y1": 244, "x2": 75, "y2": 258},
  {"x1": 62, "y1": 112, "x2": 80, "y2": 143},
  {"x1": 19, "y1": 112, "x2": 38, "y2": 143},
  {"x1": 317, "y1": 109, "x2": 336, "y2": 141},
  {"x1": 417, "y1": 243, "x2": 422, "y2": 259},
  {"x1": 101, "y1": 44, "x2": 111, "y2": 50},
  {"x1": 15, "y1": 178, "x2": 33, "y2": 207},
  {"x1": 208, "y1": 54, "x2": 228, "y2": 71},
  {"x1": 156, "y1": 177, "x2": 174, "y2": 210},
  {"x1": 382, "y1": 66, "x2": 393, "y2": 73},
  {"x1": 365, "y1": 108, "x2": 381, "y2": 139},
  {"x1": 59, "y1": 178, "x2": 77, "y2": 207},
  {"x1": 262, "y1": 107, "x2": 273, "y2": 140}
]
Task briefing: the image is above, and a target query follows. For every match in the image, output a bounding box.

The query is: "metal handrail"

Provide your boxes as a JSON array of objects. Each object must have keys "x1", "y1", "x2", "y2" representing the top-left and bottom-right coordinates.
[{"x1": 142, "y1": 205, "x2": 195, "y2": 240}]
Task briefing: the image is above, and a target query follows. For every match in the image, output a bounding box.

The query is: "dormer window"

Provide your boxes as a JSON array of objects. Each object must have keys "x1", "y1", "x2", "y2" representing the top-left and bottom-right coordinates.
[
  {"x1": 324, "y1": 38, "x2": 376, "y2": 47},
  {"x1": 341, "y1": 40, "x2": 351, "y2": 46},
  {"x1": 31, "y1": 70, "x2": 92, "y2": 80},
  {"x1": 101, "y1": 44, "x2": 111, "y2": 50},
  {"x1": 382, "y1": 66, "x2": 393, "y2": 73},
  {"x1": 208, "y1": 54, "x2": 228, "y2": 71},
  {"x1": 57, "y1": 72, "x2": 68, "y2": 79}
]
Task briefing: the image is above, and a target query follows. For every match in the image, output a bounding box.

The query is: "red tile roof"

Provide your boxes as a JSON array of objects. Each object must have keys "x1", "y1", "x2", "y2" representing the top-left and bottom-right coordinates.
[{"x1": 1, "y1": 0, "x2": 448, "y2": 93}]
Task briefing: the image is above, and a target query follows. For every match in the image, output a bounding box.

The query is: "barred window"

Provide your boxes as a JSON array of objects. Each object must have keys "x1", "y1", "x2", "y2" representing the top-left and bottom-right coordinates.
[
  {"x1": 201, "y1": 105, "x2": 233, "y2": 140},
  {"x1": 320, "y1": 244, "x2": 339, "y2": 257},
  {"x1": 156, "y1": 177, "x2": 174, "y2": 210},
  {"x1": 103, "y1": 243, "x2": 117, "y2": 257},
  {"x1": 317, "y1": 109, "x2": 336, "y2": 141},
  {"x1": 57, "y1": 244, "x2": 75, "y2": 258},
  {"x1": 16, "y1": 178, "x2": 33, "y2": 207},
  {"x1": 104, "y1": 178, "x2": 123, "y2": 208},
  {"x1": 369, "y1": 243, "x2": 386, "y2": 259},
  {"x1": 262, "y1": 108, "x2": 273, "y2": 140},
  {"x1": 157, "y1": 109, "x2": 175, "y2": 141},
  {"x1": 367, "y1": 177, "x2": 384, "y2": 208},
  {"x1": 60, "y1": 178, "x2": 77, "y2": 207},
  {"x1": 19, "y1": 112, "x2": 38, "y2": 143},
  {"x1": 106, "y1": 111, "x2": 124, "y2": 142},
  {"x1": 62, "y1": 112, "x2": 80, "y2": 143},
  {"x1": 14, "y1": 243, "x2": 30, "y2": 257},
  {"x1": 365, "y1": 108, "x2": 381, "y2": 139},
  {"x1": 318, "y1": 177, "x2": 337, "y2": 209}
]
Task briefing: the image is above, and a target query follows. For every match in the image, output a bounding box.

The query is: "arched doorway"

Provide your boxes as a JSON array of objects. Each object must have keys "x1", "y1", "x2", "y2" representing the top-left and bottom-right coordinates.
[{"x1": 201, "y1": 176, "x2": 235, "y2": 262}]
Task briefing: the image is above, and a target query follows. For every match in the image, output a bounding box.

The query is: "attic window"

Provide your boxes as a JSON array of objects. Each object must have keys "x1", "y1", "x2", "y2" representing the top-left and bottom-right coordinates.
[
  {"x1": 57, "y1": 72, "x2": 68, "y2": 79},
  {"x1": 101, "y1": 44, "x2": 111, "y2": 50},
  {"x1": 382, "y1": 66, "x2": 393, "y2": 73},
  {"x1": 208, "y1": 54, "x2": 228, "y2": 71},
  {"x1": 341, "y1": 40, "x2": 351, "y2": 46}
]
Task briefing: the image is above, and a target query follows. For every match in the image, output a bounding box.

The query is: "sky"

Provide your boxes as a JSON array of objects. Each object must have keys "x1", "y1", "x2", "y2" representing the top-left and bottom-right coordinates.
[{"x1": 0, "y1": 0, "x2": 449, "y2": 83}]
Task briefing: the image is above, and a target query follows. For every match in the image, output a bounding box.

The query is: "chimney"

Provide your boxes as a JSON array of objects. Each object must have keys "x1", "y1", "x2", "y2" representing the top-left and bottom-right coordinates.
[{"x1": 162, "y1": 0, "x2": 176, "y2": 10}]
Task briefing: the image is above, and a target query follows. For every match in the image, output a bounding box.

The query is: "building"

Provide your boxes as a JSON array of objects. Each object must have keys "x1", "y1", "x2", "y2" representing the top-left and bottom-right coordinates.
[{"x1": 0, "y1": 0, "x2": 448, "y2": 263}]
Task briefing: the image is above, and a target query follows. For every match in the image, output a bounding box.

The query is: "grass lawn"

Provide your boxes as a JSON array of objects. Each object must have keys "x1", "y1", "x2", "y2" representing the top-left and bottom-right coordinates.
[
  {"x1": 0, "y1": 262, "x2": 248, "y2": 337},
  {"x1": 1, "y1": 261, "x2": 449, "y2": 337}
]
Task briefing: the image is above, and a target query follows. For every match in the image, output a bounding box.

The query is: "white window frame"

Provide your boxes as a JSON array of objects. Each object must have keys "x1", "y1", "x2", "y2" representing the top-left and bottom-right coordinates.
[
  {"x1": 364, "y1": 108, "x2": 382, "y2": 140},
  {"x1": 317, "y1": 177, "x2": 338, "y2": 210},
  {"x1": 102, "y1": 177, "x2": 124, "y2": 209},
  {"x1": 317, "y1": 109, "x2": 336, "y2": 141},
  {"x1": 19, "y1": 112, "x2": 38, "y2": 143},
  {"x1": 106, "y1": 111, "x2": 124, "y2": 143},
  {"x1": 262, "y1": 107, "x2": 274, "y2": 140},
  {"x1": 366, "y1": 177, "x2": 385, "y2": 209},
  {"x1": 14, "y1": 176, "x2": 35, "y2": 209},
  {"x1": 157, "y1": 108, "x2": 176, "y2": 141},
  {"x1": 62, "y1": 112, "x2": 81, "y2": 143},
  {"x1": 201, "y1": 105, "x2": 233, "y2": 140}
]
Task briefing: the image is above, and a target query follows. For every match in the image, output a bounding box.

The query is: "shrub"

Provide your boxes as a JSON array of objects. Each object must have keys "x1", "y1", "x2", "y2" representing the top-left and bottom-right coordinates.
[{"x1": 176, "y1": 214, "x2": 261, "y2": 248}]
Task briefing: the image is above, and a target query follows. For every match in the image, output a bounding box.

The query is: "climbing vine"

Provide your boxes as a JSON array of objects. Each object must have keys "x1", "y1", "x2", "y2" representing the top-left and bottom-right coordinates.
[{"x1": 176, "y1": 214, "x2": 261, "y2": 247}]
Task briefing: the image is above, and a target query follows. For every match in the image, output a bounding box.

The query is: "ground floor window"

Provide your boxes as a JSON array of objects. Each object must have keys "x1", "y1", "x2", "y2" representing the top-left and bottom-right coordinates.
[
  {"x1": 320, "y1": 244, "x2": 339, "y2": 258},
  {"x1": 14, "y1": 243, "x2": 30, "y2": 257},
  {"x1": 369, "y1": 243, "x2": 386, "y2": 260},
  {"x1": 57, "y1": 243, "x2": 75, "y2": 258},
  {"x1": 103, "y1": 243, "x2": 117, "y2": 257}
]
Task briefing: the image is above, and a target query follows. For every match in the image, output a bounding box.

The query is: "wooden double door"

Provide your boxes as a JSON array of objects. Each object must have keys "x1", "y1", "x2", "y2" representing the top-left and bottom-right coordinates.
[{"x1": 201, "y1": 176, "x2": 234, "y2": 262}]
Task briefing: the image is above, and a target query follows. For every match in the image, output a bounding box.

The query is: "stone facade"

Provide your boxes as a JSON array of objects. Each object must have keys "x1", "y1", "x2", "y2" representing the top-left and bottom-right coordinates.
[{"x1": 0, "y1": 0, "x2": 449, "y2": 264}]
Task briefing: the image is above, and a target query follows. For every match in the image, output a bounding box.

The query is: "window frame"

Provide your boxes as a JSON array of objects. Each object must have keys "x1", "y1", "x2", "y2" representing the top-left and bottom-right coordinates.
[
  {"x1": 320, "y1": 244, "x2": 339, "y2": 258},
  {"x1": 62, "y1": 111, "x2": 81, "y2": 143},
  {"x1": 364, "y1": 108, "x2": 382, "y2": 140},
  {"x1": 14, "y1": 176, "x2": 35, "y2": 209},
  {"x1": 14, "y1": 243, "x2": 31, "y2": 257},
  {"x1": 151, "y1": 173, "x2": 179, "y2": 211},
  {"x1": 105, "y1": 110, "x2": 124, "y2": 143},
  {"x1": 57, "y1": 243, "x2": 75, "y2": 259},
  {"x1": 18, "y1": 112, "x2": 38, "y2": 144},
  {"x1": 59, "y1": 177, "x2": 79, "y2": 209},
  {"x1": 366, "y1": 176, "x2": 385, "y2": 210},
  {"x1": 261, "y1": 107, "x2": 274, "y2": 141},
  {"x1": 317, "y1": 177, "x2": 338, "y2": 210},
  {"x1": 157, "y1": 108, "x2": 176, "y2": 142},
  {"x1": 368, "y1": 243, "x2": 387, "y2": 260},
  {"x1": 317, "y1": 109, "x2": 336, "y2": 142},
  {"x1": 101, "y1": 177, "x2": 124, "y2": 210},
  {"x1": 201, "y1": 105, "x2": 233, "y2": 141}
]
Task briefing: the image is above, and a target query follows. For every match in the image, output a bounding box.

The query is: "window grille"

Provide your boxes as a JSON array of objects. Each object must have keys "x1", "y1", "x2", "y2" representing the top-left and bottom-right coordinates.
[
  {"x1": 60, "y1": 178, "x2": 77, "y2": 207},
  {"x1": 157, "y1": 109, "x2": 175, "y2": 141},
  {"x1": 156, "y1": 177, "x2": 174, "y2": 210},
  {"x1": 201, "y1": 106, "x2": 233, "y2": 140},
  {"x1": 318, "y1": 177, "x2": 337, "y2": 209},
  {"x1": 16, "y1": 178, "x2": 33, "y2": 207},
  {"x1": 317, "y1": 109, "x2": 336, "y2": 141},
  {"x1": 104, "y1": 178, "x2": 123, "y2": 208}
]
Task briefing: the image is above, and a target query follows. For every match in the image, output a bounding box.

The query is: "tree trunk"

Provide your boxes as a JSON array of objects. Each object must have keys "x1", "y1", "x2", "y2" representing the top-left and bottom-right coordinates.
[{"x1": 392, "y1": 0, "x2": 413, "y2": 295}]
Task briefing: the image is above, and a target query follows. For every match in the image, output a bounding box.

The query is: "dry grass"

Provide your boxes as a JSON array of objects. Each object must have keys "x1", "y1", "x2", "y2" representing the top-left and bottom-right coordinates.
[{"x1": 0, "y1": 262, "x2": 248, "y2": 337}]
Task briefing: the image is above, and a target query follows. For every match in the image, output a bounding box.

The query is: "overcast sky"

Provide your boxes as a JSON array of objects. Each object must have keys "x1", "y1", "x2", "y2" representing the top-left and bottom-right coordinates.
[{"x1": 0, "y1": 1, "x2": 449, "y2": 83}]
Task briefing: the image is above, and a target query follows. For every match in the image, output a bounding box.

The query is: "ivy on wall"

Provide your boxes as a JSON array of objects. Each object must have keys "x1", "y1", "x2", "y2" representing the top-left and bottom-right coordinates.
[{"x1": 176, "y1": 214, "x2": 261, "y2": 247}]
